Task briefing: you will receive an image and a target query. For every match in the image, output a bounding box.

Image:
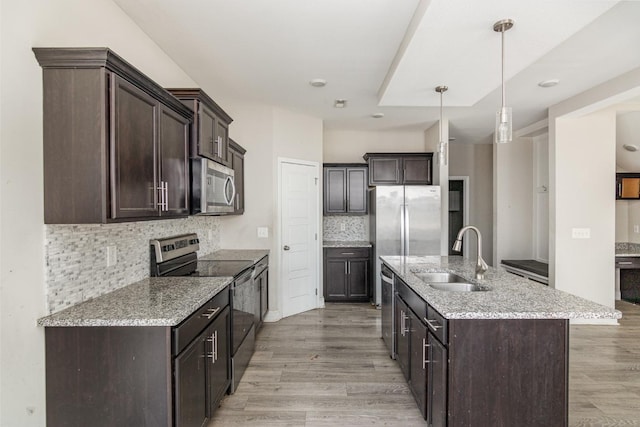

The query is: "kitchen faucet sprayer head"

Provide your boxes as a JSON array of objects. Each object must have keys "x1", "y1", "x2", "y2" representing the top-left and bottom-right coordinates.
[{"x1": 452, "y1": 239, "x2": 463, "y2": 252}]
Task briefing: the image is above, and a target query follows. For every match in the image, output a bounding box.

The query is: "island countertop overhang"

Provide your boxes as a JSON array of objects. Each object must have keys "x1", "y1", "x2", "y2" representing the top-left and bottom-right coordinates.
[{"x1": 381, "y1": 255, "x2": 622, "y2": 320}]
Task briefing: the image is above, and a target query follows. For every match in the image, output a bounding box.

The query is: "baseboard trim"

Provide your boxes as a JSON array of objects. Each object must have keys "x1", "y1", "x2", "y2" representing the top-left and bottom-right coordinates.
[{"x1": 263, "y1": 310, "x2": 282, "y2": 323}]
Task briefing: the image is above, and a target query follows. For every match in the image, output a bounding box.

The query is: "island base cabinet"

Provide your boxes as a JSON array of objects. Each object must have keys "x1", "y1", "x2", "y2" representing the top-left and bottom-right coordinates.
[
  {"x1": 389, "y1": 274, "x2": 568, "y2": 426},
  {"x1": 427, "y1": 332, "x2": 447, "y2": 427},
  {"x1": 448, "y1": 319, "x2": 568, "y2": 427}
]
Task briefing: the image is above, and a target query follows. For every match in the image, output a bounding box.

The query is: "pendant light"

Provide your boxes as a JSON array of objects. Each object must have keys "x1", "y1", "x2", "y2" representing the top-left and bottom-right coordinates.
[
  {"x1": 494, "y1": 18, "x2": 514, "y2": 144},
  {"x1": 436, "y1": 85, "x2": 448, "y2": 165}
]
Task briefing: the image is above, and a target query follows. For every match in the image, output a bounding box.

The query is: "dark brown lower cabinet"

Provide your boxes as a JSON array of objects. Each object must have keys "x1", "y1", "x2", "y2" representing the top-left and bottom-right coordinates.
[
  {"x1": 391, "y1": 275, "x2": 568, "y2": 426},
  {"x1": 427, "y1": 331, "x2": 447, "y2": 426},
  {"x1": 324, "y1": 247, "x2": 371, "y2": 302},
  {"x1": 45, "y1": 294, "x2": 230, "y2": 427},
  {"x1": 395, "y1": 296, "x2": 410, "y2": 381}
]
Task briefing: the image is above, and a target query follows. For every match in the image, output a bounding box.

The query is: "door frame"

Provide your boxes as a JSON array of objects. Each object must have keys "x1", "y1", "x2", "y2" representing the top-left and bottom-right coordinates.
[
  {"x1": 449, "y1": 176, "x2": 470, "y2": 258},
  {"x1": 276, "y1": 157, "x2": 322, "y2": 319}
]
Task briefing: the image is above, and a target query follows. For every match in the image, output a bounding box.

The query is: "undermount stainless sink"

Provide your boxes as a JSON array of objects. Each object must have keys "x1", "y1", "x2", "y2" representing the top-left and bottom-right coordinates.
[
  {"x1": 413, "y1": 272, "x2": 468, "y2": 283},
  {"x1": 413, "y1": 272, "x2": 488, "y2": 292},
  {"x1": 428, "y1": 283, "x2": 485, "y2": 292}
]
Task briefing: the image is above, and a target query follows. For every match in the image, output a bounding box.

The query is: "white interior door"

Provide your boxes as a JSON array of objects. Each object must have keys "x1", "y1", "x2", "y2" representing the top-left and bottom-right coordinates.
[{"x1": 280, "y1": 160, "x2": 319, "y2": 318}]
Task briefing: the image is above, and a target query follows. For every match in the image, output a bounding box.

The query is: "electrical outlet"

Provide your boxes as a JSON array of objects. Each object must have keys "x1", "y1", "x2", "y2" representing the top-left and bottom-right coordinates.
[
  {"x1": 634, "y1": 225, "x2": 640, "y2": 234},
  {"x1": 257, "y1": 227, "x2": 269, "y2": 238},
  {"x1": 208, "y1": 229, "x2": 214, "y2": 240},
  {"x1": 571, "y1": 228, "x2": 591, "y2": 239},
  {"x1": 106, "y1": 245, "x2": 117, "y2": 266},
  {"x1": 340, "y1": 223, "x2": 346, "y2": 232}
]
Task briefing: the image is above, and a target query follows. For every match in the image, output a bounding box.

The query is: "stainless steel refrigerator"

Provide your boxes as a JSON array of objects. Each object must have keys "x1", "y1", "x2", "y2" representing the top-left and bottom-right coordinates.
[{"x1": 371, "y1": 186, "x2": 441, "y2": 306}]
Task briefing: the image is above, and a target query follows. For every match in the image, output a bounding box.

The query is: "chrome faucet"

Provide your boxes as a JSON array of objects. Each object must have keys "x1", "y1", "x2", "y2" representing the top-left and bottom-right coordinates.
[{"x1": 452, "y1": 225, "x2": 488, "y2": 280}]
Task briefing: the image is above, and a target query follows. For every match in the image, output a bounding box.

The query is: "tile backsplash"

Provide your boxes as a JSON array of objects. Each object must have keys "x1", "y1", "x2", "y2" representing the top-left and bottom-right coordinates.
[
  {"x1": 323, "y1": 215, "x2": 369, "y2": 241},
  {"x1": 45, "y1": 216, "x2": 221, "y2": 314}
]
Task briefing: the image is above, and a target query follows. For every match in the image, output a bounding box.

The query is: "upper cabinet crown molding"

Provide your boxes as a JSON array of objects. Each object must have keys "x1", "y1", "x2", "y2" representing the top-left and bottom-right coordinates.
[
  {"x1": 33, "y1": 47, "x2": 193, "y2": 120},
  {"x1": 167, "y1": 88, "x2": 233, "y2": 125}
]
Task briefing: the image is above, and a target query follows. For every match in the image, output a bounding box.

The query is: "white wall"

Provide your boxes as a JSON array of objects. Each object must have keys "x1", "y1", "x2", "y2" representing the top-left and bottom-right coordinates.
[
  {"x1": 493, "y1": 138, "x2": 534, "y2": 265},
  {"x1": 616, "y1": 201, "x2": 630, "y2": 242},
  {"x1": 552, "y1": 112, "x2": 616, "y2": 309},
  {"x1": 449, "y1": 143, "x2": 494, "y2": 265},
  {"x1": 533, "y1": 134, "x2": 550, "y2": 261},
  {"x1": 548, "y1": 66, "x2": 640, "y2": 318},
  {"x1": 0, "y1": 1, "x2": 198, "y2": 426},
  {"x1": 323, "y1": 129, "x2": 425, "y2": 163}
]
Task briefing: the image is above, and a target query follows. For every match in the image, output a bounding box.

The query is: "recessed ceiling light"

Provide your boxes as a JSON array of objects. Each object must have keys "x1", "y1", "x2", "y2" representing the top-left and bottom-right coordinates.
[
  {"x1": 623, "y1": 144, "x2": 638, "y2": 152},
  {"x1": 309, "y1": 79, "x2": 327, "y2": 88},
  {"x1": 334, "y1": 99, "x2": 347, "y2": 108},
  {"x1": 371, "y1": 112, "x2": 384, "y2": 118},
  {"x1": 538, "y1": 79, "x2": 560, "y2": 88}
]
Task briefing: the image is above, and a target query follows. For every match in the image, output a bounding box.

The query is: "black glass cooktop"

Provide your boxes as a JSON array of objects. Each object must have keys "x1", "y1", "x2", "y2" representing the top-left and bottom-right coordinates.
[{"x1": 192, "y1": 260, "x2": 254, "y2": 278}]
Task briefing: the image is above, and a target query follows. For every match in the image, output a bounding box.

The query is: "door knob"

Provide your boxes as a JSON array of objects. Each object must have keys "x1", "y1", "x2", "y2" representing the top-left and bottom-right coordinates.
[{"x1": 283, "y1": 245, "x2": 290, "y2": 251}]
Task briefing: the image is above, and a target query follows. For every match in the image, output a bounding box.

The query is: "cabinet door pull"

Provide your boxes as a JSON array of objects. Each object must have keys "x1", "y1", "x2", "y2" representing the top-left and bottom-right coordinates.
[
  {"x1": 212, "y1": 330, "x2": 218, "y2": 363},
  {"x1": 618, "y1": 261, "x2": 633, "y2": 265},
  {"x1": 341, "y1": 252, "x2": 355, "y2": 255},
  {"x1": 164, "y1": 181, "x2": 169, "y2": 211},
  {"x1": 201, "y1": 306, "x2": 220, "y2": 319},
  {"x1": 401, "y1": 311, "x2": 409, "y2": 336},
  {"x1": 345, "y1": 263, "x2": 348, "y2": 275},
  {"x1": 422, "y1": 337, "x2": 431, "y2": 369},
  {"x1": 424, "y1": 317, "x2": 442, "y2": 330}
]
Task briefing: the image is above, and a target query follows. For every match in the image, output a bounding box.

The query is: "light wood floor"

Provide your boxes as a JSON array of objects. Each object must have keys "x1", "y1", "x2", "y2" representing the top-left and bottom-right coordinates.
[{"x1": 208, "y1": 301, "x2": 640, "y2": 426}]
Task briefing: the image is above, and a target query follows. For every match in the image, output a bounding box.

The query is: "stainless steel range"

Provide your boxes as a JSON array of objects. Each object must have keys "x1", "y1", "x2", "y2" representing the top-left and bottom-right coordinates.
[{"x1": 150, "y1": 233, "x2": 256, "y2": 393}]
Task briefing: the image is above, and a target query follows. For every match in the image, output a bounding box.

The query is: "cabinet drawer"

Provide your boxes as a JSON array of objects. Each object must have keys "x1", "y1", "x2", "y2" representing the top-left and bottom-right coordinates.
[
  {"x1": 615, "y1": 257, "x2": 640, "y2": 269},
  {"x1": 396, "y1": 277, "x2": 427, "y2": 319},
  {"x1": 325, "y1": 247, "x2": 370, "y2": 259},
  {"x1": 173, "y1": 287, "x2": 229, "y2": 355},
  {"x1": 254, "y1": 255, "x2": 269, "y2": 275},
  {"x1": 425, "y1": 304, "x2": 447, "y2": 345}
]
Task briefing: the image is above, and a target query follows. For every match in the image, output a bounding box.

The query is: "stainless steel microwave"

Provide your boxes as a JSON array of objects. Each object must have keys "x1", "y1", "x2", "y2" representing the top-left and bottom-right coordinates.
[{"x1": 191, "y1": 158, "x2": 236, "y2": 214}]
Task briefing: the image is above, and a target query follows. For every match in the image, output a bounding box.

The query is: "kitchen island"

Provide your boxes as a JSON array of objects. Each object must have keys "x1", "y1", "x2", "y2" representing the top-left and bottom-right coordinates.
[{"x1": 381, "y1": 255, "x2": 621, "y2": 427}]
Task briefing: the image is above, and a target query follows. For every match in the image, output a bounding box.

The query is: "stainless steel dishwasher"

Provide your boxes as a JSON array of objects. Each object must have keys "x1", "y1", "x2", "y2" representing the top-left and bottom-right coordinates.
[{"x1": 381, "y1": 263, "x2": 395, "y2": 359}]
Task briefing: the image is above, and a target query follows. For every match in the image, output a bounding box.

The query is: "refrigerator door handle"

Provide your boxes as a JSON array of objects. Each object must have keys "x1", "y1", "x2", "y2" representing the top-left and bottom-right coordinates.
[
  {"x1": 405, "y1": 204, "x2": 410, "y2": 255},
  {"x1": 400, "y1": 204, "x2": 405, "y2": 257}
]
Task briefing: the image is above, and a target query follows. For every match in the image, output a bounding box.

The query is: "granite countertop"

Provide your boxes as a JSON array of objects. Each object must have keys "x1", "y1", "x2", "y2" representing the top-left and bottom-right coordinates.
[
  {"x1": 615, "y1": 242, "x2": 640, "y2": 257},
  {"x1": 323, "y1": 240, "x2": 372, "y2": 248},
  {"x1": 381, "y1": 255, "x2": 621, "y2": 320},
  {"x1": 200, "y1": 249, "x2": 270, "y2": 263},
  {"x1": 38, "y1": 277, "x2": 232, "y2": 327}
]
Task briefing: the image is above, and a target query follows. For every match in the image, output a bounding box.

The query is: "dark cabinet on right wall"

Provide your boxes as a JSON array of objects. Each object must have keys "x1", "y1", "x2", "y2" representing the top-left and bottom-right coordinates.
[
  {"x1": 363, "y1": 153, "x2": 433, "y2": 186},
  {"x1": 323, "y1": 164, "x2": 368, "y2": 215}
]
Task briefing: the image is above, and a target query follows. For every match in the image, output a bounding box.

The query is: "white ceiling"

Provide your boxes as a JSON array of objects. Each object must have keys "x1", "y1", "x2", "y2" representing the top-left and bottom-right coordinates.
[{"x1": 114, "y1": 0, "x2": 640, "y2": 144}]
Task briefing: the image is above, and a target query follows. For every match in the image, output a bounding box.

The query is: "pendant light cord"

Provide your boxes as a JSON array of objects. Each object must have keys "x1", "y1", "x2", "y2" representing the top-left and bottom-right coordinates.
[{"x1": 501, "y1": 27, "x2": 506, "y2": 109}]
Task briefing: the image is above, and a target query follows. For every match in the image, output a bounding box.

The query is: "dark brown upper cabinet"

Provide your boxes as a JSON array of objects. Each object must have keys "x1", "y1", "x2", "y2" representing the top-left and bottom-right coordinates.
[
  {"x1": 33, "y1": 48, "x2": 192, "y2": 224},
  {"x1": 617, "y1": 173, "x2": 640, "y2": 199},
  {"x1": 168, "y1": 88, "x2": 233, "y2": 167},
  {"x1": 323, "y1": 164, "x2": 368, "y2": 215},
  {"x1": 363, "y1": 153, "x2": 433, "y2": 186},
  {"x1": 227, "y1": 139, "x2": 246, "y2": 215}
]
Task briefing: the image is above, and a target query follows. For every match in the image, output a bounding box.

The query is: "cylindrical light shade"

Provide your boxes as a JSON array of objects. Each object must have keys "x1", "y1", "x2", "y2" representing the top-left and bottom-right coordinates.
[
  {"x1": 495, "y1": 106, "x2": 512, "y2": 144},
  {"x1": 438, "y1": 140, "x2": 447, "y2": 165}
]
